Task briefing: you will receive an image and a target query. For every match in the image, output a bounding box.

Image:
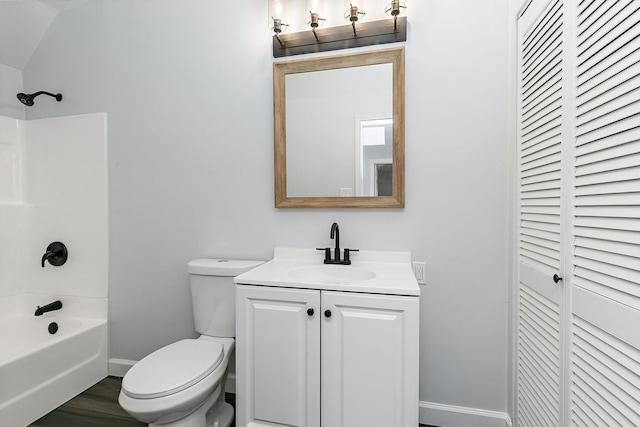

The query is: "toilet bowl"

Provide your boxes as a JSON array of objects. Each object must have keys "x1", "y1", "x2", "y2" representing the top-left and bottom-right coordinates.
[
  {"x1": 118, "y1": 259, "x2": 263, "y2": 427},
  {"x1": 119, "y1": 337, "x2": 234, "y2": 427}
]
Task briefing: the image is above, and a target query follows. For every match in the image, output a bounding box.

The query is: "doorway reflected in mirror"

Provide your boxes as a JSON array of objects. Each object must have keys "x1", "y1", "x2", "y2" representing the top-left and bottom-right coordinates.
[{"x1": 357, "y1": 117, "x2": 392, "y2": 196}]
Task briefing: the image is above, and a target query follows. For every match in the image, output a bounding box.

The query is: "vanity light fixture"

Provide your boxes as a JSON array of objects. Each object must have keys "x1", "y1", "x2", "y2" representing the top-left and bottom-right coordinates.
[
  {"x1": 385, "y1": 0, "x2": 407, "y2": 31},
  {"x1": 271, "y1": 0, "x2": 407, "y2": 58},
  {"x1": 269, "y1": 0, "x2": 289, "y2": 46},
  {"x1": 344, "y1": 2, "x2": 366, "y2": 36},
  {"x1": 305, "y1": 0, "x2": 326, "y2": 41}
]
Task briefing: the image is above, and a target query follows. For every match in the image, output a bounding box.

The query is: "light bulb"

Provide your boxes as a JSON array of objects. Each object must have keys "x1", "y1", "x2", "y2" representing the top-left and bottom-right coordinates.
[
  {"x1": 344, "y1": 2, "x2": 365, "y2": 22},
  {"x1": 385, "y1": 0, "x2": 407, "y2": 17},
  {"x1": 269, "y1": 0, "x2": 289, "y2": 34},
  {"x1": 305, "y1": 0, "x2": 325, "y2": 29}
]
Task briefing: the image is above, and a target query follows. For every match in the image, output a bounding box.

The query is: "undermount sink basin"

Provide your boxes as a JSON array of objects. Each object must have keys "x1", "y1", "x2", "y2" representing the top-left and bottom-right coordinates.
[{"x1": 288, "y1": 265, "x2": 376, "y2": 284}]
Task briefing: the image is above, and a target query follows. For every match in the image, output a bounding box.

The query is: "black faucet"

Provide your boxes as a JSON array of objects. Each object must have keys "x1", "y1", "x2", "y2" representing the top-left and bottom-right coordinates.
[
  {"x1": 317, "y1": 222, "x2": 358, "y2": 265},
  {"x1": 34, "y1": 300, "x2": 63, "y2": 316},
  {"x1": 330, "y1": 222, "x2": 340, "y2": 261}
]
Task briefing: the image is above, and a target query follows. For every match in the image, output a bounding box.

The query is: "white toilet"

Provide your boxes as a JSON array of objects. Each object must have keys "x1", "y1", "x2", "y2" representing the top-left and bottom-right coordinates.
[{"x1": 118, "y1": 259, "x2": 263, "y2": 427}]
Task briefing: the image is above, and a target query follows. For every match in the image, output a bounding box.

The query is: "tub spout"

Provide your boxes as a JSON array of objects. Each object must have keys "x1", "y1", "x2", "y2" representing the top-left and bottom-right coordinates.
[{"x1": 35, "y1": 300, "x2": 63, "y2": 316}]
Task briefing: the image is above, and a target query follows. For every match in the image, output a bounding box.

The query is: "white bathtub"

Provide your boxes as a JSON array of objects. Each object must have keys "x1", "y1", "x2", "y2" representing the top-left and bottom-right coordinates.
[{"x1": 0, "y1": 295, "x2": 108, "y2": 427}]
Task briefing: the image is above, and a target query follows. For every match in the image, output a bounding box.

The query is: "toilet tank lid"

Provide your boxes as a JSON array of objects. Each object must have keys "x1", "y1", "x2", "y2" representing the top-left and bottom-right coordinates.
[{"x1": 188, "y1": 259, "x2": 264, "y2": 276}]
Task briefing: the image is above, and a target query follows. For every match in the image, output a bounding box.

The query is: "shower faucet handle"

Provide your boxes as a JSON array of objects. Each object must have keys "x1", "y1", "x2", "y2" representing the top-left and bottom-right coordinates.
[{"x1": 41, "y1": 242, "x2": 68, "y2": 268}]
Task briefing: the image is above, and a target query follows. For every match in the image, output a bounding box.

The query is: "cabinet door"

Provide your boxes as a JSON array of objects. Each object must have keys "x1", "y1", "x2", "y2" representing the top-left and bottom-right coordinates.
[
  {"x1": 321, "y1": 291, "x2": 419, "y2": 427},
  {"x1": 236, "y1": 285, "x2": 320, "y2": 427}
]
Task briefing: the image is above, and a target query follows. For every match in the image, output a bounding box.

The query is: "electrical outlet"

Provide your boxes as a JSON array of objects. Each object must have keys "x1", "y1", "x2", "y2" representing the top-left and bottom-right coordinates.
[
  {"x1": 412, "y1": 262, "x2": 426, "y2": 285},
  {"x1": 340, "y1": 187, "x2": 353, "y2": 196}
]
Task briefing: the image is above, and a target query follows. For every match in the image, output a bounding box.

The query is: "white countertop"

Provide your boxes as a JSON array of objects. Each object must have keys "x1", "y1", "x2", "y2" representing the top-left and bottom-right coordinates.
[{"x1": 234, "y1": 247, "x2": 420, "y2": 296}]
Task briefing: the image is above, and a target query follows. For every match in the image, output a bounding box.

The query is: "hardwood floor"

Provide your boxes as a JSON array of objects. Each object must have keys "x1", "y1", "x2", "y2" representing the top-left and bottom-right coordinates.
[
  {"x1": 30, "y1": 376, "x2": 435, "y2": 427},
  {"x1": 29, "y1": 377, "x2": 144, "y2": 427}
]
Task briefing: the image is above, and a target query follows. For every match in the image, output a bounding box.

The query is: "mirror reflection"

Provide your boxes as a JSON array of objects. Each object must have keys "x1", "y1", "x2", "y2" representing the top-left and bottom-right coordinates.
[
  {"x1": 274, "y1": 48, "x2": 405, "y2": 208},
  {"x1": 286, "y1": 64, "x2": 392, "y2": 198},
  {"x1": 358, "y1": 118, "x2": 393, "y2": 196}
]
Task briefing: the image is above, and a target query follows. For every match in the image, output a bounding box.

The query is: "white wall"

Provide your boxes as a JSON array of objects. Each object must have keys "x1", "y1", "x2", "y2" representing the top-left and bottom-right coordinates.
[
  {"x1": 0, "y1": 64, "x2": 25, "y2": 119},
  {"x1": 22, "y1": 0, "x2": 510, "y2": 424},
  {"x1": 0, "y1": 0, "x2": 58, "y2": 70}
]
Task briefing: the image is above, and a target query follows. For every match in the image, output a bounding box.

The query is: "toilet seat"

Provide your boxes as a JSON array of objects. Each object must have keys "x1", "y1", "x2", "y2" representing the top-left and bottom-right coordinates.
[{"x1": 122, "y1": 339, "x2": 224, "y2": 399}]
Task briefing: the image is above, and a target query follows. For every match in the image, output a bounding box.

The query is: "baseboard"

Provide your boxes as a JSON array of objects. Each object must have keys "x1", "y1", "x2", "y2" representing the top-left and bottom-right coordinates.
[
  {"x1": 108, "y1": 358, "x2": 236, "y2": 393},
  {"x1": 108, "y1": 358, "x2": 136, "y2": 377},
  {"x1": 420, "y1": 401, "x2": 512, "y2": 427},
  {"x1": 225, "y1": 373, "x2": 236, "y2": 394}
]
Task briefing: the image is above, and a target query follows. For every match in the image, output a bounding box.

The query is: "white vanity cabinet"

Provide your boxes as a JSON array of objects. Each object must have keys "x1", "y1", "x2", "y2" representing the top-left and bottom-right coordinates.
[{"x1": 235, "y1": 284, "x2": 419, "y2": 427}]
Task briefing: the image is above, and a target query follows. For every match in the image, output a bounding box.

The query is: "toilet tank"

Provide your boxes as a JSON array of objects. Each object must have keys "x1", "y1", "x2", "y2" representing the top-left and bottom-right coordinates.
[{"x1": 188, "y1": 259, "x2": 264, "y2": 337}]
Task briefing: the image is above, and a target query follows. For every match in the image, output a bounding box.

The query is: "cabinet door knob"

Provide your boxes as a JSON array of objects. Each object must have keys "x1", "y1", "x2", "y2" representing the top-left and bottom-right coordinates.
[
  {"x1": 307, "y1": 308, "x2": 315, "y2": 316},
  {"x1": 324, "y1": 310, "x2": 332, "y2": 318},
  {"x1": 553, "y1": 274, "x2": 563, "y2": 283}
]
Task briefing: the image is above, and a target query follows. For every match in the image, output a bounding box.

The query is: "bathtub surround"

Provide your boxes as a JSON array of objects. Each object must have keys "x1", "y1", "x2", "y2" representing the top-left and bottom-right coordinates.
[
  {"x1": 0, "y1": 113, "x2": 109, "y2": 298},
  {"x1": 0, "y1": 113, "x2": 108, "y2": 426},
  {"x1": 0, "y1": 204, "x2": 30, "y2": 296},
  {"x1": 0, "y1": 114, "x2": 23, "y2": 203}
]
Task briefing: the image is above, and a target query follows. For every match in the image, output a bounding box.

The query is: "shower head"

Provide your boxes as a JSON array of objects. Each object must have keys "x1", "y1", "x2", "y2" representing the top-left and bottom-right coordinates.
[
  {"x1": 16, "y1": 93, "x2": 34, "y2": 106},
  {"x1": 16, "y1": 91, "x2": 63, "y2": 106}
]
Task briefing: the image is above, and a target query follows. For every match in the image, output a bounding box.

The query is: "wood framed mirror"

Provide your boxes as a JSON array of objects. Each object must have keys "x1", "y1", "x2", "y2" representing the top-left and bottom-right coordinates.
[{"x1": 274, "y1": 47, "x2": 405, "y2": 208}]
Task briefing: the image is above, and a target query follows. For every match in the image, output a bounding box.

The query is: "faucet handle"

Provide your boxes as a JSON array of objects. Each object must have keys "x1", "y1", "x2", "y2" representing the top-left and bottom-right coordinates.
[
  {"x1": 343, "y1": 248, "x2": 359, "y2": 264},
  {"x1": 316, "y1": 247, "x2": 331, "y2": 262},
  {"x1": 41, "y1": 242, "x2": 68, "y2": 268}
]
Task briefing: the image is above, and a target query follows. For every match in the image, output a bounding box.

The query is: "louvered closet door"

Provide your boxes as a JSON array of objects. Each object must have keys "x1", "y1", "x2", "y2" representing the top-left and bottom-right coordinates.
[
  {"x1": 571, "y1": 0, "x2": 640, "y2": 424},
  {"x1": 516, "y1": 0, "x2": 567, "y2": 425}
]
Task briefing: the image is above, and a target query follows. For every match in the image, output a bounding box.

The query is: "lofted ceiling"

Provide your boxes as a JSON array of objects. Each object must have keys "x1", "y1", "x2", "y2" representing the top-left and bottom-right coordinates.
[{"x1": 0, "y1": 0, "x2": 88, "y2": 70}]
